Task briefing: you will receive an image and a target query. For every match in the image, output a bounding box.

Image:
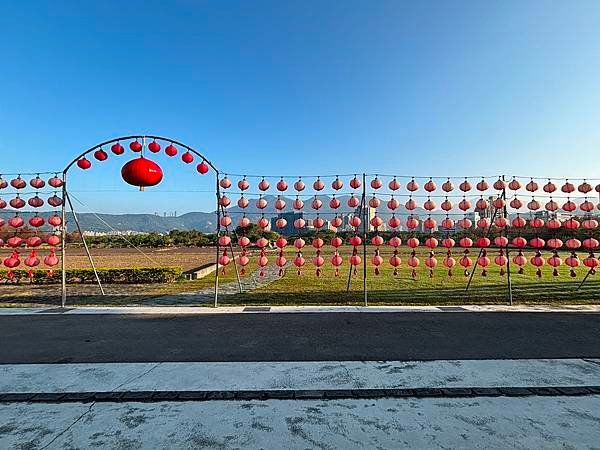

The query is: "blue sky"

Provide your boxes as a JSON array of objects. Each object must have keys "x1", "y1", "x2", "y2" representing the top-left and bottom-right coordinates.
[{"x1": 1, "y1": 0, "x2": 599, "y2": 214}]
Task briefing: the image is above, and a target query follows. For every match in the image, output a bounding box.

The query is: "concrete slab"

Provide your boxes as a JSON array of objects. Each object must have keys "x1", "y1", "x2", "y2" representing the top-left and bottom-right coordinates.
[
  {"x1": 1, "y1": 359, "x2": 599, "y2": 394},
  {"x1": 1, "y1": 396, "x2": 599, "y2": 449},
  {"x1": 1, "y1": 304, "x2": 600, "y2": 315}
]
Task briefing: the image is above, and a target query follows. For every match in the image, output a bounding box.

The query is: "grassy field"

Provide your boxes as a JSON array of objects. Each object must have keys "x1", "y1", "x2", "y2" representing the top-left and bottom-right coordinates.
[
  {"x1": 1, "y1": 245, "x2": 599, "y2": 306},
  {"x1": 225, "y1": 246, "x2": 600, "y2": 306}
]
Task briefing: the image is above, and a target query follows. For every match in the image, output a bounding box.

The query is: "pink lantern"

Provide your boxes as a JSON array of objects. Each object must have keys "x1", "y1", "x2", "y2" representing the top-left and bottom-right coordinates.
[
  {"x1": 476, "y1": 179, "x2": 489, "y2": 191},
  {"x1": 258, "y1": 178, "x2": 270, "y2": 191},
  {"x1": 370, "y1": 176, "x2": 382, "y2": 190},
  {"x1": 294, "y1": 178, "x2": 305, "y2": 191},
  {"x1": 350, "y1": 176, "x2": 362, "y2": 189},
  {"x1": 276, "y1": 178, "x2": 288, "y2": 191},
  {"x1": 442, "y1": 179, "x2": 454, "y2": 192},
  {"x1": 424, "y1": 179, "x2": 436, "y2": 192}
]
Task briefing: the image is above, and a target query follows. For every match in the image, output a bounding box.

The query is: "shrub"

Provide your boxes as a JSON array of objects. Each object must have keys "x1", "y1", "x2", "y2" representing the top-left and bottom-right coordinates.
[{"x1": 0, "y1": 267, "x2": 182, "y2": 284}]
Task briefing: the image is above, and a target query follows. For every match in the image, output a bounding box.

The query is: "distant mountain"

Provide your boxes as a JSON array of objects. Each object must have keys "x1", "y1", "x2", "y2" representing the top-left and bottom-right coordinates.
[{"x1": 0, "y1": 210, "x2": 216, "y2": 234}]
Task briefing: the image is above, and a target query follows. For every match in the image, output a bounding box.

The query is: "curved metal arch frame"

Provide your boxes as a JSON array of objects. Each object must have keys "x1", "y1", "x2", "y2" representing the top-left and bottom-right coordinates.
[
  {"x1": 58, "y1": 134, "x2": 237, "y2": 308},
  {"x1": 62, "y1": 134, "x2": 219, "y2": 175}
]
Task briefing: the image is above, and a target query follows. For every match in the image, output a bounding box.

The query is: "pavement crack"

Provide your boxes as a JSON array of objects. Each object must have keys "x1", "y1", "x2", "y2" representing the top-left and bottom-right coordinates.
[
  {"x1": 39, "y1": 401, "x2": 96, "y2": 449},
  {"x1": 112, "y1": 362, "x2": 163, "y2": 392}
]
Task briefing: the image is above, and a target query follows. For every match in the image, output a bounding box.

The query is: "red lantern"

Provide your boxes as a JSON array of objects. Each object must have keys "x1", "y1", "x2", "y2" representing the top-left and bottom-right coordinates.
[
  {"x1": 48, "y1": 195, "x2": 63, "y2": 207},
  {"x1": 256, "y1": 197, "x2": 268, "y2": 209},
  {"x1": 313, "y1": 178, "x2": 324, "y2": 191},
  {"x1": 182, "y1": 152, "x2": 194, "y2": 164},
  {"x1": 406, "y1": 216, "x2": 419, "y2": 230},
  {"x1": 329, "y1": 197, "x2": 341, "y2": 209},
  {"x1": 388, "y1": 178, "x2": 400, "y2": 191},
  {"x1": 350, "y1": 176, "x2": 362, "y2": 189},
  {"x1": 388, "y1": 216, "x2": 401, "y2": 228},
  {"x1": 197, "y1": 161, "x2": 209, "y2": 174},
  {"x1": 148, "y1": 141, "x2": 161, "y2": 153},
  {"x1": 238, "y1": 216, "x2": 251, "y2": 228},
  {"x1": 129, "y1": 140, "x2": 143, "y2": 152},
  {"x1": 30, "y1": 176, "x2": 45, "y2": 189},
  {"x1": 8, "y1": 216, "x2": 24, "y2": 228},
  {"x1": 28, "y1": 195, "x2": 44, "y2": 208},
  {"x1": 237, "y1": 196, "x2": 249, "y2": 208},
  {"x1": 111, "y1": 142, "x2": 125, "y2": 155},
  {"x1": 77, "y1": 158, "x2": 92, "y2": 169},
  {"x1": 493, "y1": 178, "x2": 507, "y2": 190},
  {"x1": 407, "y1": 237, "x2": 420, "y2": 248},
  {"x1": 48, "y1": 214, "x2": 62, "y2": 227},
  {"x1": 48, "y1": 176, "x2": 64, "y2": 188},
  {"x1": 294, "y1": 178, "x2": 305, "y2": 191},
  {"x1": 442, "y1": 217, "x2": 454, "y2": 230},
  {"x1": 121, "y1": 157, "x2": 163, "y2": 190},
  {"x1": 10, "y1": 176, "x2": 26, "y2": 189},
  {"x1": 258, "y1": 217, "x2": 270, "y2": 228},
  {"x1": 347, "y1": 195, "x2": 360, "y2": 208},
  {"x1": 277, "y1": 178, "x2": 288, "y2": 191},
  {"x1": 389, "y1": 236, "x2": 402, "y2": 248},
  {"x1": 331, "y1": 177, "x2": 343, "y2": 190},
  {"x1": 476, "y1": 179, "x2": 489, "y2": 191},
  {"x1": 29, "y1": 216, "x2": 45, "y2": 228},
  {"x1": 7, "y1": 236, "x2": 23, "y2": 247},
  {"x1": 24, "y1": 250, "x2": 40, "y2": 267},
  {"x1": 442, "y1": 179, "x2": 454, "y2": 192},
  {"x1": 46, "y1": 235, "x2": 61, "y2": 246},
  {"x1": 424, "y1": 178, "x2": 436, "y2": 192},
  {"x1": 406, "y1": 178, "x2": 419, "y2": 192},
  {"x1": 525, "y1": 179, "x2": 538, "y2": 192},
  {"x1": 293, "y1": 218, "x2": 305, "y2": 229},
  {"x1": 165, "y1": 144, "x2": 178, "y2": 156},
  {"x1": 44, "y1": 249, "x2": 59, "y2": 267},
  {"x1": 370, "y1": 176, "x2": 382, "y2": 190},
  {"x1": 94, "y1": 149, "x2": 108, "y2": 161},
  {"x1": 259, "y1": 178, "x2": 270, "y2": 191},
  {"x1": 508, "y1": 178, "x2": 521, "y2": 190},
  {"x1": 220, "y1": 177, "x2": 232, "y2": 189},
  {"x1": 459, "y1": 179, "x2": 472, "y2": 192},
  {"x1": 26, "y1": 236, "x2": 42, "y2": 248}
]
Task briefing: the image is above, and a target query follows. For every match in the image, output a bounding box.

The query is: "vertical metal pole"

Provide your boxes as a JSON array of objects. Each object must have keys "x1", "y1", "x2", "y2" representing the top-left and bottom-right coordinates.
[
  {"x1": 465, "y1": 204, "x2": 499, "y2": 291},
  {"x1": 214, "y1": 171, "x2": 221, "y2": 307},
  {"x1": 60, "y1": 173, "x2": 67, "y2": 308},
  {"x1": 362, "y1": 173, "x2": 368, "y2": 307},
  {"x1": 65, "y1": 191, "x2": 105, "y2": 295},
  {"x1": 221, "y1": 204, "x2": 243, "y2": 294},
  {"x1": 502, "y1": 185, "x2": 513, "y2": 305}
]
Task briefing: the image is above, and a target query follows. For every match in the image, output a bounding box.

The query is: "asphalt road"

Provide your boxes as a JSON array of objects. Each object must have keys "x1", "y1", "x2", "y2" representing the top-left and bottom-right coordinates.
[{"x1": 1, "y1": 312, "x2": 599, "y2": 363}]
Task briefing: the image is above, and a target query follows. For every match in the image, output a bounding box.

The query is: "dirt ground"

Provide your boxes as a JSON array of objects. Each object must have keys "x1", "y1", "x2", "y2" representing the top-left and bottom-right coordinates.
[{"x1": 63, "y1": 246, "x2": 217, "y2": 271}]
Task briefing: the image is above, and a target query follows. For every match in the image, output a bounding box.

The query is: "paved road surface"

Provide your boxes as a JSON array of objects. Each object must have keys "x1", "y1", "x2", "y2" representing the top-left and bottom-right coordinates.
[{"x1": 1, "y1": 312, "x2": 599, "y2": 363}]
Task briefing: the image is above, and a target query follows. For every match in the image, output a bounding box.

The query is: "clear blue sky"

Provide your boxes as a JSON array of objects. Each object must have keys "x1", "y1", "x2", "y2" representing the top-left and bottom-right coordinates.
[{"x1": 1, "y1": 0, "x2": 599, "y2": 214}]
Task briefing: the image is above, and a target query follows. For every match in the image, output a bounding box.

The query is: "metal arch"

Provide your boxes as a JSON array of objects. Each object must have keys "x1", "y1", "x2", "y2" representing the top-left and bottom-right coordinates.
[{"x1": 62, "y1": 134, "x2": 219, "y2": 174}]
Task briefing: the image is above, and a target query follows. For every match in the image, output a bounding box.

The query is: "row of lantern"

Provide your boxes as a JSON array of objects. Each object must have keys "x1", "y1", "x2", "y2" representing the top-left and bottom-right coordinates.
[
  {"x1": 2, "y1": 249, "x2": 60, "y2": 279},
  {"x1": 220, "y1": 212, "x2": 596, "y2": 232},
  {"x1": 0, "y1": 233, "x2": 62, "y2": 248},
  {"x1": 0, "y1": 194, "x2": 63, "y2": 209},
  {"x1": 0, "y1": 214, "x2": 62, "y2": 229},
  {"x1": 219, "y1": 234, "x2": 600, "y2": 251},
  {"x1": 75, "y1": 140, "x2": 211, "y2": 174},
  {"x1": 219, "y1": 193, "x2": 600, "y2": 215},
  {"x1": 215, "y1": 234, "x2": 599, "y2": 278},
  {"x1": 0, "y1": 175, "x2": 64, "y2": 190},
  {"x1": 218, "y1": 176, "x2": 600, "y2": 195}
]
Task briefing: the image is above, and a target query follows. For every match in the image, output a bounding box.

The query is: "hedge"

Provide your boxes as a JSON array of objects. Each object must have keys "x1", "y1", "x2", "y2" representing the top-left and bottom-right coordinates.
[{"x1": 0, "y1": 267, "x2": 183, "y2": 284}]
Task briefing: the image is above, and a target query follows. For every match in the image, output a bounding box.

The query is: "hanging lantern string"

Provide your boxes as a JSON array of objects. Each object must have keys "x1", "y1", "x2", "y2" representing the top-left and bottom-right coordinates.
[
  {"x1": 367, "y1": 174, "x2": 600, "y2": 181},
  {"x1": 0, "y1": 190, "x2": 64, "y2": 196},
  {"x1": 224, "y1": 173, "x2": 359, "y2": 179},
  {"x1": 0, "y1": 171, "x2": 61, "y2": 176},
  {"x1": 68, "y1": 192, "x2": 161, "y2": 266}
]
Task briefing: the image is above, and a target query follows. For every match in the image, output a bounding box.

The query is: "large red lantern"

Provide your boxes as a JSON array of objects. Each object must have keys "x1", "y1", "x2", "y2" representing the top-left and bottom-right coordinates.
[{"x1": 121, "y1": 157, "x2": 163, "y2": 190}]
